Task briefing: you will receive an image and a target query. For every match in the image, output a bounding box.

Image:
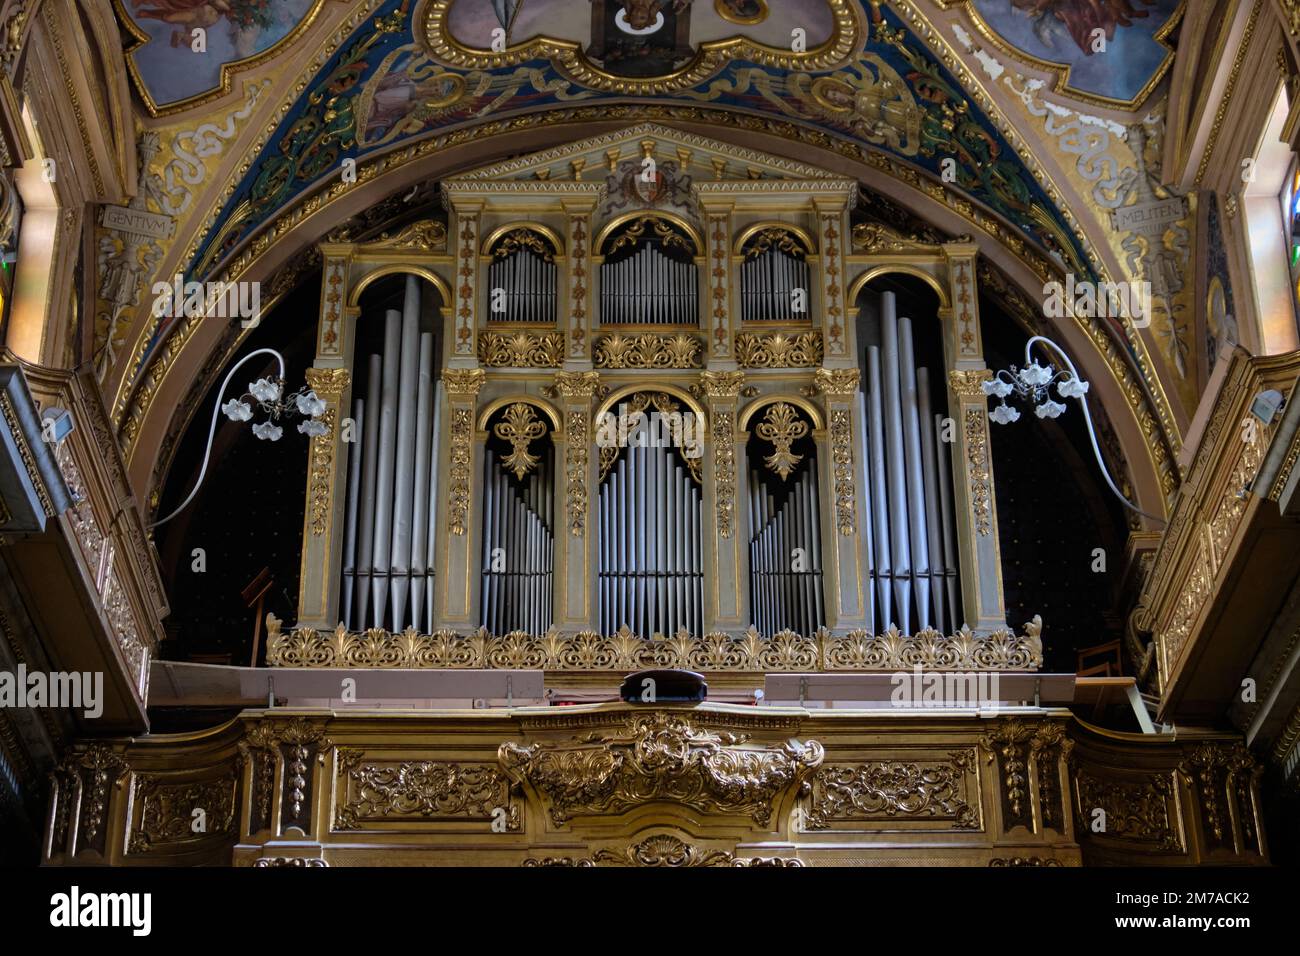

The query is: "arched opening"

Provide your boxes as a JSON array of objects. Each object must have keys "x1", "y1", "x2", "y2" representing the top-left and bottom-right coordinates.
[
  {"x1": 598, "y1": 214, "x2": 700, "y2": 326},
  {"x1": 154, "y1": 275, "x2": 318, "y2": 665},
  {"x1": 479, "y1": 402, "x2": 557, "y2": 635},
  {"x1": 744, "y1": 400, "x2": 824, "y2": 637},
  {"x1": 854, "y1": 274, "x2": 961, "y2": 634},
  {"x1": 597, "y1": 390, "x2": 704, "y2": 637},
  {"x1": 340, "y1": 273, "x2": 446, "y2": 633}
]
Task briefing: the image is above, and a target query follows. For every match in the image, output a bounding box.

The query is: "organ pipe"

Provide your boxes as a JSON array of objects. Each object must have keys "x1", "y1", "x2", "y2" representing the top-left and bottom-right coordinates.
[
  {"x1": 858, "y1": 289, "x2": 962, "y2": 636},
  {"x1": 340, "y1": 278, "x2": 440, "y2": 633},
  {"x1": 880, "y1": 292, "x2": 913, "y2": 631},
  {"x1": 747, "y1": 446, "x2": 824, "y2": 638},
  {"x1": 488, "y1": 246, "x2": 556, "y2": 323},
  {"x1": 479, "y1": 416, "x2": 554, "y2": 636},
  {"x1": 340, "y1": 397, "x2": 364, "y2": 629},
  {"x1": 370, "y1": 308, "x2": 402, "y2": 627},
  {"x1": 354, "y1": 354, "x2": 382, "y2": 628},
  {"x1": 599, "y1": 241, "x2": 697, "y2": 325},
  {"x1": 916, "y1": 367, "x2": 946, "y2": 633},
  {"x1": 409, "y1": 332, "x2": 433, "y2": 632},
  {"x1": 898, "y1": 316, "x2": 933, "y2": 630},
  {"x1": 599, "y1": 441, "x2": 702, "y2": 637},
  {"x1": 741, "y1": 242, "x2": 811, "y2": 323},
  {"x1": 389, "y1": 279, "x2": 421, "y2": 630}
]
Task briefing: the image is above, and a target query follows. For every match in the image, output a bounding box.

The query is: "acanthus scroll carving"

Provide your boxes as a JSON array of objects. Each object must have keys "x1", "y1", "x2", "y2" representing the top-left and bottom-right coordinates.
[{"x1": 498, "y1": 711, "x2": 823, "y2": 827}]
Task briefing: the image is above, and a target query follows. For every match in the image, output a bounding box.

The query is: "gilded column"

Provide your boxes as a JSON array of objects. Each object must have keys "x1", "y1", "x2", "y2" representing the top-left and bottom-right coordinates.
[
  {"x1": 315, "y1": 247, "x2": 352, "y2": 362},
  {"x1": 943, "y1": 242, "x2": 984, "y2": 370},
  {"x1": 813, "y1": 367, "x2": 870, "y2": 632},
  {"x1": 552, "y1": 371, "x2": 601, "y2": 631},
  {"x1": 701, "y1": 200, "x2": 735, "y2": 364},
  {"x1": 434, "y1": 368, "x2": 486, "y2": 628},
  {"x1": 295, "y1": 368, "x2": 351, "y2": 628},
  {"x1": 948, "y1": 369, "x2": 1007, "y2": 631},
  {"x1": 701, "y1": 371, "x2": 745, "y2": 633},
  {"x1": 448, "y1": 199, "x2": 482, "y2": 363},
  {"x1": 562, "y1": 198, "x2": 598, "y2": 368},
  {"x1": 813, "y1": 193, "x2": 855, "y2": 367},
  {"x1": 296, "y1": 247, "x2": 355, "y2": 627}
]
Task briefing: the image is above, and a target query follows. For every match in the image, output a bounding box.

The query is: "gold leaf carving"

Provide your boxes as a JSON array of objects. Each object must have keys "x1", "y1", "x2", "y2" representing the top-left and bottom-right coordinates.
[
  {"x1": 498, "y1": 711, "x2": 824, "y2": 826},
  {"x1": 493, "y1": 403, "x2": 548, "y2": 480},
  {"x1": 594, "y1": 333, "x2": 704, "y2": 369},
  {"x1": 477, "y1": 331, "x2": 566, "y2": 368},
  {"x1": 755, "y1": 402, "x2": 809, "y2": 481},
  {"x1": 735, "y1": 331, "x2": 823, "y2": 368}
]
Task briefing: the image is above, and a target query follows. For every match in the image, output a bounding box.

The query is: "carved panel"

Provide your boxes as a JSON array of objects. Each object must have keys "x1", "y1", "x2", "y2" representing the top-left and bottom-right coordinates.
[
  {"x1": 333, "y1": 754, "x2": 520, "y2": 832},
  {"x1": 1074, "y1": 770, "x2": 1183, "y2": 852},
  {"x1": 477, "y1": 331, "x2": 565, "y2": 368},
  {"x1": 127, "y1": 771, "x2": 238, "y2": 854},
  {"x1": 498, "y1": 712, "x2": 823, "y2": 827},
  {"x1": 802, "y1": 751, "x2": 980, "y2": 830},
  {"x1": 735, "y1": 331, "x2": 823, "y2": 368},
  {"x1": 594, "y1": 332, "x2": 703, "y2": 369}
]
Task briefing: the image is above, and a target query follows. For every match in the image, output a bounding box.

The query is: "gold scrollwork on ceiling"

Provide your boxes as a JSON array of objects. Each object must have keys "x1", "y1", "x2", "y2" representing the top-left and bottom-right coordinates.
[
  {"x1": 477, "y1": 331, "x2": 566, "y2": 368},
  {"x1": 594, "y1": 332, "x2": 704, "y2": 369},
  {"x1": 735, "y1": 331, "x2": 824, "y2": 368},
  {"x1": 421, "y1": 0, "x2": 860, "y2": 96},
  {"x1": 493, "y1": 403, "x2": 549, "y2": 480},
  {"x1": 755, "y1": 402, "x2": 809, "y2": 481},
  {"x1": 497, "y1": 711, "x2": 824, "y2": 826}
]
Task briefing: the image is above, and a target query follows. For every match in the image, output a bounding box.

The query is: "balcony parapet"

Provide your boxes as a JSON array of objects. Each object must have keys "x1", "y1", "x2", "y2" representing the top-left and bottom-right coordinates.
[
  {"x1": 1134, "y1": 348, "x2": 1300, "y2": 720},
  {"x1": 265, "y1": 614, "x2": 1043, "y2": 673},
  {"x1": 4, "y1": 363, "x2": 167, "y2": 728}
]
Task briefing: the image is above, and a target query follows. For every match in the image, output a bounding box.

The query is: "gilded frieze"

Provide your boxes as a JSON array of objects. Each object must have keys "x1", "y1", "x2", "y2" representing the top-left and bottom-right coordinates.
[
  {"x1": 498, "y1": 711, "x2": 824, "y2": 826},
  {"x1": 477, "y1": 331, "x2": 566, "y2": 368},
  {"x1": 735, "y1": 332, "x2": 824, "y2": 368},
  {"x1": 594, "y1": 332, "x2": 704, "y2": 370},
  {"x1": 265, "y1": 619, "x2": 1046, "y2": 671}
]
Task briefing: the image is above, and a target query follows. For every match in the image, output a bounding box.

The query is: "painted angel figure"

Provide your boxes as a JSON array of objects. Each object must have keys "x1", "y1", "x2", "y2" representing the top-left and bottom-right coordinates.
[
  {"x1": 132, "y1": 0, "x2": 276, "y2": 52},
  {"x1": 1008, "y1": 0, "x2": 1157, "y2": 55}
]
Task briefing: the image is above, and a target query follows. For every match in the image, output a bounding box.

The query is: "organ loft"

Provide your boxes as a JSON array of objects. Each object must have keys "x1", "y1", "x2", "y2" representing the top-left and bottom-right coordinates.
[{"x1": 1, "y1": 0, "x2": 1297, "y2": 872}]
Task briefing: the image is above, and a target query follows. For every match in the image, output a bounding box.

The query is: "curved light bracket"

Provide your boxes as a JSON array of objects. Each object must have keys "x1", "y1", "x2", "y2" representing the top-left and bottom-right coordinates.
[
  {"x1": 983, "y1": 335, "x2": 1163, "y2": 523},
  {"x1": 150, "y1": 349, "x2": 327, "y2": 529}
]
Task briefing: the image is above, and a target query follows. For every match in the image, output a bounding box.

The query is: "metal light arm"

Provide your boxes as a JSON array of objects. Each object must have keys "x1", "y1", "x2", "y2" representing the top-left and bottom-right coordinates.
[
  {"x1": 984, "y1": 335, "x2": 1162, "y2": 522},
  {"x1": 150, "y1": 349, "x2": 327, "y2": 529}
]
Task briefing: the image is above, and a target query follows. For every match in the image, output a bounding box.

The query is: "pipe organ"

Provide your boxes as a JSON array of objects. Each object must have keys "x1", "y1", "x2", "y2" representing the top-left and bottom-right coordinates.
[
  {"x1": 339, "y1": 275, "x2": 444, "y2": 634},
  {"x1": 747, "y1": 403, "x2": 824, "y2": 638},
  {"x1": 598, "y1": 216, "x2": 698, "y2": 325},
  {"x1": 297, "y1": 129, "x2": 1010, "y2": 647},
  {"x1": 480, "y1": 404, "x2": 555, "y2": 635},
  {"x1": 740, "y1": 228, "x2": 812, "y2": 323},
  {"x1": 859, "y1": 290, "x2": 961, "y2": 636},
  {"x1": 486, "y1": 229, "x2": 557, "y2": 324},
  {"x1": 597, "y1": 394, "x2": 704, "y2": 639}
]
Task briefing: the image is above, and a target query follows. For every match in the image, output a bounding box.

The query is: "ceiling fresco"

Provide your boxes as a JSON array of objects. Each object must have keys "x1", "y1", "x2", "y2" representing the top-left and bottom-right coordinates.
[
  {"x1": 965, "y1": 0, "x2": 1183, "y2": 105},
  {"x1": 117, "y1": 0, "x2": 320, "y2": 110}
]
